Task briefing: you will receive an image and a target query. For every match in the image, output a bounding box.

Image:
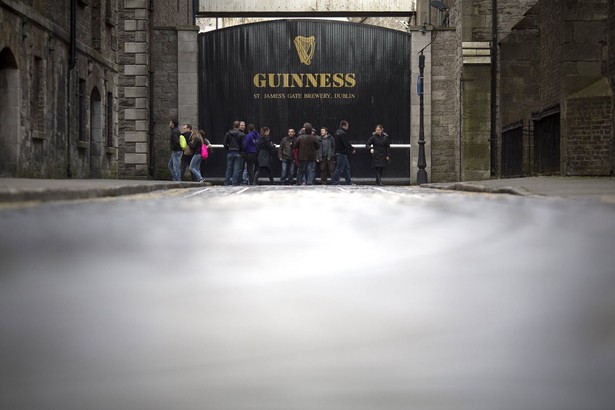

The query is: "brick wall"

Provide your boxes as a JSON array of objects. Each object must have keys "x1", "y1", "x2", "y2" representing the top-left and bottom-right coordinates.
[
  {"x1": 152, "y1": 0, "x2": 192, "y2": 27},
  {"x1": 566, "y1": 95, "x2": 613, "y2": 175}
]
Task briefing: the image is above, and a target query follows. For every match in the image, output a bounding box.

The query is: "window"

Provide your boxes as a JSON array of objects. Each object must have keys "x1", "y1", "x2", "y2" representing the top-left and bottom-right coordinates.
[
  {"x1": 91, "y1": 0, "x2": 101, "y2": 50},
  {"x1": 78, "y1": 79, "x2": 86, "y2": 141},
  {"x1": 106, "y1": 92, "x2": 114, "y2": 147},
  {"x1": 31, "y1": 56, "x2": 46, "y2": 138}
]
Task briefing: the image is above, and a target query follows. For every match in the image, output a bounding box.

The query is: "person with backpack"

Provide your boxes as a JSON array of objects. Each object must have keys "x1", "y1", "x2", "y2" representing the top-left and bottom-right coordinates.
[
  {"x1": 188, "y1": 127, "x2": 205, "y2": 182},
  {"x1": 198, "y1": 130, "x2": 212, "y2": 181},
  {"x1": 179, "y1": 124, "x2": 195, "y2": 181}
]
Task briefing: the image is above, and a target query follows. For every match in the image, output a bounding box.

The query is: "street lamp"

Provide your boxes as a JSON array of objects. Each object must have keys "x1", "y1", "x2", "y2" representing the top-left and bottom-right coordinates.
[
  {"x1": 417, "y1": 50, "x2": 428, "y2": 184},
  {"x1": 416, "y1": 19, "x2": 439, "y2": 185}
]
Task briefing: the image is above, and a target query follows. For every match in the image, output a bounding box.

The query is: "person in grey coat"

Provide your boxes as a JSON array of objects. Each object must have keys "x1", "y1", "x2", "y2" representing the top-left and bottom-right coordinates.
[
  {"x1": 366, "y1": 124, "x2": 390, "y2": 186},
  {"x1": 317, "y1": 127, "x2": 335, "y2": 185}
]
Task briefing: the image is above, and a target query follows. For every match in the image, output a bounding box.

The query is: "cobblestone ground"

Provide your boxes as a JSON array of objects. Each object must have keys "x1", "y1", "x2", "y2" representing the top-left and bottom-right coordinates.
[{"x1": 1, "y1": 186, "x2": 614, "y2": 410}]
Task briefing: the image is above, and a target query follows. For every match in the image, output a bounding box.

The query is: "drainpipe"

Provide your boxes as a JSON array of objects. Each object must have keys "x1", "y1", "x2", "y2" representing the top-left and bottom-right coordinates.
[
  {"x1": 67, "y1": 0, "x2": 77, "y2": 178},
  {"x1": 490, "y1": 0, "x2": 498, "y2": 177},
  {"x1": 148, "y1": 1, "x2": 155, "y2": 177}
]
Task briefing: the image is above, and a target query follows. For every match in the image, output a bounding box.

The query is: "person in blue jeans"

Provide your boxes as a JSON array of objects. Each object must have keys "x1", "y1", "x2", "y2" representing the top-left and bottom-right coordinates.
[
  {"x1": 223, "y1": 121, "x2": 245, "y2": 185},
  {"x1": 278, "y1": 128, "x2": 296, "y2": 185},
  {"x1": 167, "y1": 119, "x2": 182, "y2": 181},
  {"x1": 293, "y1": 123, "x2": 320, "y2": 185},
  {"x1": 331, "y1": 120, "x2": 355, "y2": 185}
]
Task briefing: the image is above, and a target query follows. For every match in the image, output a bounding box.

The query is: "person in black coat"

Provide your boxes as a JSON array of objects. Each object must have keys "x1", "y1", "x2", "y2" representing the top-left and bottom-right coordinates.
[
  {"x1": 366, "y1": 124, "x2": 390, "y2": 186},
  {"x1": 254, "y1": 127, "x2": 277, "y2": 185}
]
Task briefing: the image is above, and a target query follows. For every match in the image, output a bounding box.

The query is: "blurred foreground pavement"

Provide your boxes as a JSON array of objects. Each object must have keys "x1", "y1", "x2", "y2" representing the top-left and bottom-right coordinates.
[{"x1": 1, "y1": 185, "x2": 614, "y2": 410}]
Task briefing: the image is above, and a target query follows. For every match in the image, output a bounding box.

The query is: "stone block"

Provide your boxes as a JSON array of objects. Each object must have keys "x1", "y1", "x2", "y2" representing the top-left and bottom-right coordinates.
[
  {"x1": 124, "y1": 153, "x2": 147, "y2": 164},
  {"x1": 124, "y1": 42, "x2": 148, "y2": 54},
  {"x1": 124, "y1": 109, "x2": 148, "y2": 120},
  {"x1": 124, "y1": 20, "x2": 137, "y2": 31},
  {"x1": 135, "y1": 121, "x2": 148, "y2": 131},
  {"x1": 125, "y1": 131, "x2": 149, "y2": 142},
  {"x1": 124, "y1": 0, "x2": 147, "y2": 9},
  {"x1": 124, "y1": 87, "x2": 147, "y2": 98},
  {"x1": 135, "y1": 143, "x2": 148, "y2": 153},
  {"x1": 125, "y1": 65, "x2": 148, "y2": 76}
]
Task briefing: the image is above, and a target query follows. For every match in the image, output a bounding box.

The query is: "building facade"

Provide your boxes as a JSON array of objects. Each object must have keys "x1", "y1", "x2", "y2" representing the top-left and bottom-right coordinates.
[
  {"x1": 2, "y1": 0, "x2": 613, "y2": 181},
  {"x1": 500, "y1": 0, "x2": 614, "y2": 177},
  {"x1": 0, "y1": 0, "x2": 197, "y2": 180},
  {"x1": 1, "y1": 0, "x2": 119, "y2": 178}
]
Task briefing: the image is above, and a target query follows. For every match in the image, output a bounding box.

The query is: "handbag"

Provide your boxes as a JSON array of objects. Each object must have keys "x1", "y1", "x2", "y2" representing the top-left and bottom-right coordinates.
[{"x1": 201, "y1": 144, "x2": 209, "y2": 159}]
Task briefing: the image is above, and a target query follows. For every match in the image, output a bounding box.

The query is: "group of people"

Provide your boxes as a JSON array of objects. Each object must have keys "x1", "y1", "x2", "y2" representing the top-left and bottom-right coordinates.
[
  {"x1": 169, "y1": 118, "x2": 391, "y2": 186},
  {"x1": 168, "y1": 120, "x2": 213, "y2": 182}
]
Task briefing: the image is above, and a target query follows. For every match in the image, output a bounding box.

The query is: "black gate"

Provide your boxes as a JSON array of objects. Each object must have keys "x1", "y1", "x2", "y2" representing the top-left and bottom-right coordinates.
[
  {"x1": 533, "y1": 109, "x2": 560, "y2": 175},
  {"x1": 198, "y1": 20, "x2": 411, "y2": 180},
  {"x1": 501, "y1": 121, "x2": 524, "y2": 177}
]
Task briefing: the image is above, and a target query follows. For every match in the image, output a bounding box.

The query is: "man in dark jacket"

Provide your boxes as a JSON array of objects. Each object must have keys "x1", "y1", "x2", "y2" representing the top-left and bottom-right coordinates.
[
  {"x1": 331, "y1": 120, "x2": 355, "y2": 185},
  {"x1": 167, "y1": 119, "x2": 182, "y2": 181},
  {"x1": 317, "y1": 127, "x2": 335, "y2": 185},
  {"x1": 293, "y1": 122, "x2": 320, "y2": 185},
  {"x1": 223, "y1": 120, "x2": 245, "y2": 186},
  {"x1": 278, "y1": 128, "x2": 296, "y2": 185}
]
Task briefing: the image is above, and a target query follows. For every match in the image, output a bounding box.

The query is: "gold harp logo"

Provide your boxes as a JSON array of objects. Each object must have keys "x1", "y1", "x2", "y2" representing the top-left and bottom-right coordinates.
[{"x1": 294, "y1": 36, "x2": 316, "y2": 65}]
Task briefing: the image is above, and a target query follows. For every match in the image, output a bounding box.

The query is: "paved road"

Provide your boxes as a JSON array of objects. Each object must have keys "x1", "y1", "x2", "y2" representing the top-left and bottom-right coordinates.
[{"x1": 1, "y1": 186, "x2": 614, "y2": 409}]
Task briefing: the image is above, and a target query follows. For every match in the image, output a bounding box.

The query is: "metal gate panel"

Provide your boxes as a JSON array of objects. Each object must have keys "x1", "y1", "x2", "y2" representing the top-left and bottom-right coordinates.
[
  {"x1": 501, "y1": 122, "x2": 524, "y2": 177},
  {"x1": 533, "y1": 112, "x2": 560, "y2": 175},
  {"x1": 198, "y1": 19, "x2": 411, "y2": 179}
]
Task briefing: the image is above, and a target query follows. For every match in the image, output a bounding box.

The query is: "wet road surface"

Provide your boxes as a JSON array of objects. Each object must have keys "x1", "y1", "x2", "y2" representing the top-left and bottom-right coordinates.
[{"x1": 1, "y1": 186, "x2": 615, "y2": 409}]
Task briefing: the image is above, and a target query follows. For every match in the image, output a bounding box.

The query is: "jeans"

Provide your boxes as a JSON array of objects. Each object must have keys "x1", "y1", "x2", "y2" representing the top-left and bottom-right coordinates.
[
  {"x1": 280, "y1": 159, "x2": 295, "y2": 184},
  {"x1": 332, "y1": 153, "x2": 352, "y2": 185},
  {"x1": 189, "y1": 154, "x2": 203, "y2": 181},
  {"x1": 168, "y1": 150, "x2": 182, "y2": 181},
  {"x1": 297, "y1": 161, "x2": 317, "y2": 185},
  {"x1": 225, "y1": 151, "x2": 242, "y2": 185}
]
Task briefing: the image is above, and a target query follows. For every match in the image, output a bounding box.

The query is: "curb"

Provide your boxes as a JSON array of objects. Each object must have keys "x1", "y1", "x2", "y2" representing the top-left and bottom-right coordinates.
[
  {"x1": 0, "y1": 182, "x2": 209, "y2": 203},
  {"x1": 421, "y1": 183, "x2": 533, "y2": 196}
]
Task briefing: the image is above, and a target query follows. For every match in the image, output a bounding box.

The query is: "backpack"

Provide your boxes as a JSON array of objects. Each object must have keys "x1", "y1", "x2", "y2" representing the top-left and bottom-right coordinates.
[
  {"x1": 201, "y1": 143, "x2": 209, "y2": 159},
  {"x1": 179, "y1": 134, "x2": 192, "y2": 155}
]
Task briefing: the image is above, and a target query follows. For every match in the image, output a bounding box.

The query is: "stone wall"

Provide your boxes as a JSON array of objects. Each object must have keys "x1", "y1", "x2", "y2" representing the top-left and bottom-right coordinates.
[
  {"x1": 151, "y1": 28, "x2": 179, "y2": 180},
  {"x1": 117, "y1": 0, "x2": 196, "y2": 180},
  {"x1": 118, "y1": 0, "x2": 150, "y2": 178},
  {"x1": 431, "y1": 30, "x2": 461, "y2": 182},
  {"x1": 0, "y1": 0, "x2": 118, "y2": 178}
]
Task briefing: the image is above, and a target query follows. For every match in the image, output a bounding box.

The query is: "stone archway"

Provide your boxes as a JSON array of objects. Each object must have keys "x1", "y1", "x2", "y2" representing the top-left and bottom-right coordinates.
[
  {"x1": 90, "y1": 87, "x2": 102, "y2": 178},
  {"x1": 0, "y1": 48, "x2": 20, "y2": 177}
]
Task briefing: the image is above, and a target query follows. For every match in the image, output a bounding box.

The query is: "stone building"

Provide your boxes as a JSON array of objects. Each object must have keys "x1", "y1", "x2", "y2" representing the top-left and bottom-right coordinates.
[
  {"x1": 3, "y1": 0, "x2": 612, "y2": 182},
  {"x1": 500, "y1": 0, "x2": 614, "y2": 177},
  {"x1": 0, "y1": 0, "x2": 198, "y2": 180},
  {"x1": 1, "y1": 0, "x2": 119, "y2": 178}
]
